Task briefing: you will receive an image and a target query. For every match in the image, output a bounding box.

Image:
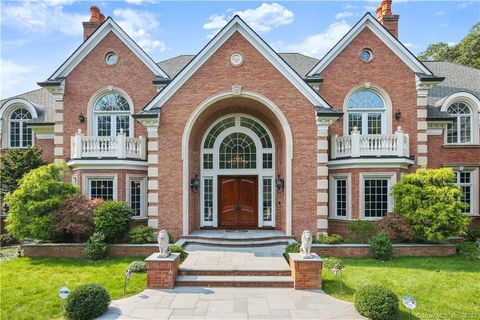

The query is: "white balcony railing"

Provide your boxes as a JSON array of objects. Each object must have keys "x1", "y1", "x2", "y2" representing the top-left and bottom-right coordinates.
[
  {"x1": 331, "y1": 127, "x2": 409, "y2": 159},
  {"x1": 71, "y1": 129, "x2": 146, "y2": 160}
]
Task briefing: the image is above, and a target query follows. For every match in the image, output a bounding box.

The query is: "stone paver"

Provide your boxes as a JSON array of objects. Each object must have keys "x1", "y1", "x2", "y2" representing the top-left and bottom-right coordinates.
[{"x1": 96, "y1": 287, "x2": 365, "y2": 320}]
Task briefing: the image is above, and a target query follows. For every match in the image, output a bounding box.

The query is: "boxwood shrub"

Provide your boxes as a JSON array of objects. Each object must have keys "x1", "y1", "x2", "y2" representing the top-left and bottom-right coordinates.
[
  {"x1": 93, "y1": 201, "x2": 132, "y2": 242},
  {"x1": 354, "y1": 284, "x2": 399, "y2": 320},
  {"x1": 65, "y1": 284, "x2": 110, "y2": 320},
  {"x1": 127, "y1": 260, "x2": 146, "y2": 273},
  {"x1": 369, "y1": 232, "x2": 394, "y2": 260}
]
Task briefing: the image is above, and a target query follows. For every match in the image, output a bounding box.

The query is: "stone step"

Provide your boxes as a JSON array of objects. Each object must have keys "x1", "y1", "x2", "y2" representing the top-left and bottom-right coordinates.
[
  {"x1": 178, "y1": 268, "x2": 291, "y2": 276},
  {"x1": 181, "y1": 235, "x2": 295, "y2": 242},
  {"x1": 175, "y1": 275, "x2": 294, "y2": 287},
  {"x1": 178, "y1": 238, "x2": 294, "y2": 248}
]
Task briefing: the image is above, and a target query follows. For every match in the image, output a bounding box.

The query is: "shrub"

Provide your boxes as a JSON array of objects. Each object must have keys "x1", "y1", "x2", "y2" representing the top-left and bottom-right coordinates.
[
  {"x1": 170, "y1": 244, "x2": 188, "y2": 263},
  {"x1": 129, "y1": 226, "x2": 155, "y2": 244},
  {"x1": 85, "y1": 232, "x2": 107, "y2": 260},
  {"x1": 466, "y1": 228, "x2": 480, "y2": 242},
  {"x1": 64, "y1": 284, "x2": 110, "y2": 320},
  {"x1": 369, "y1": 232, "x2": 394, "y2": 260},
  {"x1": 127, "y1": 260, "x2": 147, "y2": 273},
  {"x1": 317, "y1": 234, "x2": 343, "y2": 244},
  {"x1": 354, "y1": 285, "x2": 399, "y2": 320},
  {"x1": 5, "y1": 162, "x2": 78, "y2": 240},
  {"x1": 323, "y1": 257, "x2": 345, "y2": 270},
  {"x1": 93, "y1": 201, "x2": 133, "y2": 242},
  {"x1": 52, "y1": 194, "x2": 103, "y2": 242},
  {"x1": 283, "y1": 243, "x2": 301, "y2": 261},
  {"x1": 0, "y1": 233, "x2": 19, "y2": 247},
  {"x1": 347, "y1": 220, "x2": 376, "y2": 243},
  {"x1": 376, "y1": 212, "x2": 415, "y2": 243},
  {"x1": 393, "y1": 168, "x2": 470, "y2": 242}
]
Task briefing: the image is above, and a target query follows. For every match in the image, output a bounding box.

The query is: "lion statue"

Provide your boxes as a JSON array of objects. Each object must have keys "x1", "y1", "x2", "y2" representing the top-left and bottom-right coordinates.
[
  {"x1": 475, "y1": 238, "x2": 480, "y2": 252},
  {"x1": 157, "y1": 230, "x2": 170, "y2": 258},
  {"x1": 300, "y1": 230, "x2": 313, "y2": 259}
]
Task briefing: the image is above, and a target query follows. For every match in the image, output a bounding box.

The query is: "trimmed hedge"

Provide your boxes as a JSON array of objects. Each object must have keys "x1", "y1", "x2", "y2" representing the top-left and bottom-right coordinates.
[
  {"x1": 65, "y1": 284, "x2": 110, "y2": 320},
  {"x1": 354, "y1": 285, "x2": 399, "y2": 320}
]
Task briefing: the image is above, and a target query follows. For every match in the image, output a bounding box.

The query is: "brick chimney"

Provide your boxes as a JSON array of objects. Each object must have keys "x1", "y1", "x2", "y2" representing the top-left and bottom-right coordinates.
[
  {"x1": 376, "y1": 0, "x2": 399, "y2": 38},
  {"x1": 82, "y1": 6, "x2": 105, "y2": 41}
]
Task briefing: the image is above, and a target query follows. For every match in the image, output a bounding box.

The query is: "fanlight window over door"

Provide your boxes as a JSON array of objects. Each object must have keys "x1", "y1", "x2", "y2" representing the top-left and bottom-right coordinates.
[
  {"x1": 9, "y1": 108, "x2": 33, "y2": 148},
  {"x1": 347, "y1": 89, "x2": 385, "y2": 135},
  {"x1": 219, "y1": 132, "x2": 256, "y2": 169},
  {"x1": 94, "y1": 93, "x2": 131, "y2": 136}
]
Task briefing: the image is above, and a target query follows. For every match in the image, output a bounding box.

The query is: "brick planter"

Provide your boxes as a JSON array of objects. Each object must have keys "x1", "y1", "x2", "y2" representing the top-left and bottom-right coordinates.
[
  {"x1": 289, "y1": 253, "x2": 323, "y2": 290},
  {"x1": 145, "y1": 253, "x2": 180, "y2": 289}
]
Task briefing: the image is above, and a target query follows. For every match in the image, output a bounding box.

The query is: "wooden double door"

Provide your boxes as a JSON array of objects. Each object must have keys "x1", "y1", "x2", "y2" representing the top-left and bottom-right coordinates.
[{"x1": 218, "y1": 176, "x2": 258, "y2": 228}]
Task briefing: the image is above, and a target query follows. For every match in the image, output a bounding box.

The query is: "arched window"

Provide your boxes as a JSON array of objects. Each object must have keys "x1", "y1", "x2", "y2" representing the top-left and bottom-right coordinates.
[
  {"x1": 93, "y1": 93, "x2": 131, "y2": 136},
  {"x1": 9, "y1": 108, "x2": 32, "y2": 148},
  {"x1": 346, "y1": 89, "x2": 385, "y2": 134},
  {"x1": 447, "y1": 102, "x2": 472, "y2": 144},
  {"x1": 219, "y1": 132, "x2": 257, "y2": 169}
]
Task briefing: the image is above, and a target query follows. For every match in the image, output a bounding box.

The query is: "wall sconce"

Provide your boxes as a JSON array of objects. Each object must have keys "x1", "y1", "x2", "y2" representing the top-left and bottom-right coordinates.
[
  {"x1": 79, "y1": 113, "x2": 85, "y2": 123},
  {"x1": 395, "y1": 110, "x2": 402, "y2": 121},
  {"x1": 190, "y1": 175, "x2": 200, "y2": 192},
  {"x1": 275, "y1": 175, "x2": 284, "y2": 192}
]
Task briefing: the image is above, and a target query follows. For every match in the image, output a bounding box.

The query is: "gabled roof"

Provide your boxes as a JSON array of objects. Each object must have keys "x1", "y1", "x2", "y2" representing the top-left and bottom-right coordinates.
[
  {"x1": 308, "y1": 13, "x2": 433, "y2": 76},
  {"x1": 46, "y1": 17, "x2": 168, "y2": 80},
  {"x1": 144, "y1": 15, "x2": 331, "y2": 111}
]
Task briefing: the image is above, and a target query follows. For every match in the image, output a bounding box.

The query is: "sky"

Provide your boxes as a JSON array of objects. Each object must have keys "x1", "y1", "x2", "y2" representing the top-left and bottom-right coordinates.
[{"x1": 1, "y1": 0, "x2": 479, "y2": 98}]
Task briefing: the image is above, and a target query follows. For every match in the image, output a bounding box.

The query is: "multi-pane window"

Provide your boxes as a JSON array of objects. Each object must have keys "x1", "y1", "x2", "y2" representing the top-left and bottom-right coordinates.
[
  {"x1": 219, "y1": 132, "x2": 256, "y2": 169},
  {"x1": 335, "y1": 179, "x2": 347, "y2": 217},
  {"x1": 203, "y1": 154, "x2": 213, "y2": 169},
  {"x1": 94, "y1": 93, "x2": 131, "y2": 137},
  {"x1": 89, "y1": 180, "x2": 114, "y2": 200},
  {"x1": 129, "y1": 180, "x2": 142, "y2": 217},
  {"x1": 262, "y1": 153, "x2": 272, "y2": 169},
  {"x1": 203, "y1": 178, "x2": 213, "y2": 222},
  {"x1": 9, "y1": 108, "x2": 32, "y2": 148},
  {"x1": 455, "y1": 172, "x2": 472, "y2": 214},
  {"x1": 240, "y1": 117, "x2": 272, "y2": 148},
  {"x1": 203, "y1": 117, "x2": 236, "y2": 149},
  {"x1": 364, "y1": 178, "x2": 389, "y2": 218},
  {"x1": 347, "y1": 89, "x2": 385, "y2": 134},
  {"x1": 262, "y1": 178, "x2": 273, "y2": 222},
  {"x1": 447, "y1": 103, "x2": 472, "y2": 144}
]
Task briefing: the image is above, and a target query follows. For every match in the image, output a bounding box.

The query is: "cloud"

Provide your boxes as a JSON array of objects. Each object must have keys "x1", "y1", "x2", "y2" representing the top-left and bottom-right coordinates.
[
  {"x1": 113, "y1": 8, "x2": 167, "y2": 53},
  {"x1": 0, "y1": 1, "x2": 88, "y2": 35},
  {"x1": 124, "y1": 0, "x2": 158, "y2": 4},
  {"x1": 335, "y1": 12, "x2": 353, "y2": 20},
  {"x1": 435, "y1": 10, "x2": 445, "y2": 16},
  {"x1": 203, "y1": 3, "x2": 294, "y2": 37},
  {"x1": 0, "y1": 59, "x2": 35, "y2": 98},
  {"x1": 273, "y1": 21, "x2": 351, "y2": 58}
]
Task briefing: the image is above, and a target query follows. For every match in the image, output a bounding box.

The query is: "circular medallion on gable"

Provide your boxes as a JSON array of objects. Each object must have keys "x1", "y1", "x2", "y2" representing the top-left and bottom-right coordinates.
[{"x1": 230, "y1": 52, "x2": 244, "y2": 67}]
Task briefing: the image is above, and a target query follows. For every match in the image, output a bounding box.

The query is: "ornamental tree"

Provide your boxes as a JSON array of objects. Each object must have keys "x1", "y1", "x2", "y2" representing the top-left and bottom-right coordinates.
[
  {"x1": 5, "y1": 162, "x2": 78, "y2": 240},
  {"x1": 392, "y1": 168, "x2": 470, "y2": 242}
]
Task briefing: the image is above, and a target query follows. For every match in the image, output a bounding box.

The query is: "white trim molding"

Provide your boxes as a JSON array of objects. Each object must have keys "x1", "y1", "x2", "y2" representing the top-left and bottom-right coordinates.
[
  {"x1": 82, "y1": 173, "x2": 119, "y2": 201},
  {"x1": 450, "y1": 166, "x2": 479, "y2": 216},
  {"x1": 328, "y1": 157, "x2": 413, "y2": 170},
  {"x1": 68, "y1": 159, "x2": 148, "y2": 170},
  {"x1": 359, "y1": 172, "x2": 397, "y2": 220},
  {"x1": 329, "y1": 173, "x2": 352, "y2": 220},
  {"x1": 126, "y1": 174, "x2": 147, "y2": 219}
]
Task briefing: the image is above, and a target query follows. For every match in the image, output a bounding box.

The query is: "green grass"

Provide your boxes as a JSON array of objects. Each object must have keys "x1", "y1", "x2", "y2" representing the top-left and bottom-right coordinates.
[
  {"x1": 0, "y1": 254, "x2": 146, "y2": 320},
  {"x1": 322, "y1": 254, "x2": 480, "y2": 320}
]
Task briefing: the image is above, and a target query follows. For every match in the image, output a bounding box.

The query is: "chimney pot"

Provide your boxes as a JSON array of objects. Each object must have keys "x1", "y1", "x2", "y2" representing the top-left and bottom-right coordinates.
[
  {"x1": 83, "y1": 6, "x2": 104, "y2": 41},
  {"x1": 376, "y1": 0, "x2": 399, "y2": 38}
]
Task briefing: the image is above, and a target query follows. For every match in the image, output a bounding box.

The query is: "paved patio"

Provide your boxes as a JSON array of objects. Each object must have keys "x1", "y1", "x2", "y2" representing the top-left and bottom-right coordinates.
[{"x1": 97, "y1": 287, "x2": 365, "y2": 320}]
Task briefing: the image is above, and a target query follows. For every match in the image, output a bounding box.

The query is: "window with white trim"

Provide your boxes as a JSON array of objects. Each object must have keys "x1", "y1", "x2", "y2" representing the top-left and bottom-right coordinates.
[
  {"x1": 89, "y1": 179, "x2": 114, "y2": 200},
  {"x1": 361, "y1": 173, "x2": 395, "y2": 219},
  {"x1": 446, "y1": 102, "x2": 472, "y2": 144},
  {"x1": 9, "y1": 108, "x2": 32, "y2": 148},
  {"x1": 94, "y1": 93, "x2": 131, "y2": 137},
  {"x1": 453, "y1": 169, "x2": 478, "y2": 215},
  {"x1": 334, "y1": 179, "x2": 348, "y2": 217},
  {"x1": 347, "y1": 89, "x2": 385, "y2": 134}
]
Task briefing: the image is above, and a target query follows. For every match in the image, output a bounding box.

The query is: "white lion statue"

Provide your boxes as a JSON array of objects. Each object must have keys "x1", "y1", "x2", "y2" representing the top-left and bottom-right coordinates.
[
  {"x1": 300, "y1": 230, "x2": 313, "y2": 259},
  {"x1": 475, "y1": 238, "x2": 480, "y2": 252},
  {"x1": 157, "y1": 230, "x2": 170, "y2": 258}
]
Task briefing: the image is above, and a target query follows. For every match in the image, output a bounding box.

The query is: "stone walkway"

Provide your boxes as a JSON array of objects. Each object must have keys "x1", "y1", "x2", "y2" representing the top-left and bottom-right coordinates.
[{"x1": 97, "y1": 287, "x2": 365, "y2": 320}]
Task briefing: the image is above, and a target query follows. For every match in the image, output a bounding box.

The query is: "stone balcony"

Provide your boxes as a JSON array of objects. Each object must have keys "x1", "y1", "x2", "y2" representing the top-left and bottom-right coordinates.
[
  {"x1": 70, "y1": 129, "x2": 146, "y2": 160},
  {"x1": 330, "y1": 127, "x2": 409, "y2": 159}
]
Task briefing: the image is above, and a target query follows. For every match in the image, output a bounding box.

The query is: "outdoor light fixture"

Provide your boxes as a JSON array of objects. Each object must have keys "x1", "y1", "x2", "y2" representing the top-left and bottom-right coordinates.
[
  {"x1": 276, "y1": 175, "x2": 284, "y2": 192},
  {"x1": 395, "y1": 110, "x2": 402, "y2": 121},
  {"x1": 79, "y1": 113, "x2": 85, "y2": 123},
  {"x1": 190, "y1": 175, "x2": 200, "y2": 192}
]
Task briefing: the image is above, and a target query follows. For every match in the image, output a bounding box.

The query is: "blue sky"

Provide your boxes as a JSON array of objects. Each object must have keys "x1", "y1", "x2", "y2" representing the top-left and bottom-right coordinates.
[{"x1": 1, "y1": 0, "x2": 479, "y2": 98}]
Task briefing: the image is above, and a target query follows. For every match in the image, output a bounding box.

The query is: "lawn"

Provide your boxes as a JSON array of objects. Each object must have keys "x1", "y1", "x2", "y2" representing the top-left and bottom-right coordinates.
[{"x1": 0, "y1": 251, "x2": 146, "y2": 320}]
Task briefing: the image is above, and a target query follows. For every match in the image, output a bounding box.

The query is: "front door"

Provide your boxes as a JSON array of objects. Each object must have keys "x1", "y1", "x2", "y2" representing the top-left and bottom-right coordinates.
[{"x1": 218, "y1": 176, "x2": 257, "y2": 228}]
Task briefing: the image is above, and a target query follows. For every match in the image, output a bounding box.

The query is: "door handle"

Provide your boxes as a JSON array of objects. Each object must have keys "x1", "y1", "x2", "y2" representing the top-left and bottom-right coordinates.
[{"x1": 234, "y1": 203, "x2": 240, "y2": 211}]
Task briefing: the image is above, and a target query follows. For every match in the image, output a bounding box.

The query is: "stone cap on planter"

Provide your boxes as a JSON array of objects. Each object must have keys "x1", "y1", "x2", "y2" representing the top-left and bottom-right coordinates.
[
  {"x1": 289, "y1": 252, "x2": 322, "y2": 261},
  {"x1": 145, "y1": 252, "x2": 180, "y2": 262}
]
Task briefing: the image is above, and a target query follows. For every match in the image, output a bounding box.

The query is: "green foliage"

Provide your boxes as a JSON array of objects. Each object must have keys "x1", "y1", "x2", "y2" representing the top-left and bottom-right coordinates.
[
  {"x1": 85, "y1": 232, "x2": 107, "y2": 260},
  {"x1": 0, "y1": 146, "x2": 44, "y2": 201},
  {"x1": 369, "y1": 232, "x2": 394, "y2": 260},
  {"x1": 393, "y1": 168, "x2": 470, "y2": 242},
  {"x1": 466, "y1": 228, "x2": 480, "y2": 242},
  {"x1": 127, "y1": 261, "x2": 146, "y2": 273},
  {"x1": 354, "y1": 285, "x2": 399, "y2": 320},
  {"x1": 418, "y1": 23, "x2": 480, "y2": 68},
  {"x1": 323, "y1": 257, "x2": 345, "y2": 270},
  {"x1": 457, "y1": 241, "x2": 480, "y2": 261},
  {"x1": 129, "y1": 226, "x2": 155, "y2": 244},
  {"x1": 93, "y1": 201, "x2": 133, "y2": 242},
  {"x1": 317, "y1": 234, "x2": 343, "y2": 244},
  {"x1": 170, "y1": 244, "x2": 188, "y2": 263},
  {"x1": 0, "y1": 233, "x2": 19, "y2": 247},
  {"x1": 283, "y1": 243, "x2": 301, "y2": 261},
  {"x1": 64, "y1": 284, "x2": 110, "y2": 320},
  {"x1": 5, "y1": 162, "x2": 78, "y2": 240},
  {"x1": 346, "y1": 220, "x2": 377, "y2": 243},
  {"x1": 376, "y1": 213, "x2": 415, "y2": 243}
]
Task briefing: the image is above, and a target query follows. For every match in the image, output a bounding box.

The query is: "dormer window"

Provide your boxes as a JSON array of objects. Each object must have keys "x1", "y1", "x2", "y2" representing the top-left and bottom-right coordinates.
[
  {"x1": 446, "y1": 102, "x2": 472, "y2": 144},
  {"x1": 93, "y1": 93, "x2": 131, "y2": 136},
  {"x1": 9, "y1": 108, "x2": 33, "y2": 148}
]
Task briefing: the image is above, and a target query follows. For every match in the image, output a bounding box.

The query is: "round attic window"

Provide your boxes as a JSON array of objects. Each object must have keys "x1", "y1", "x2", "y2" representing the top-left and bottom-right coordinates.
[
  {"x1": 359, "y1": 49, "x2": 373, "y2": 62},
  {"x1": 105, "y1": 52, "x2": 119, "y2": 66}
]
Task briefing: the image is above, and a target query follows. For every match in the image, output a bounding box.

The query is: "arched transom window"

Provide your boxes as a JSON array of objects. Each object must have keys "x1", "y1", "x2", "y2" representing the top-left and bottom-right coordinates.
[
  {"x1": 347, "y1": 89, "x2": 385, "y2": 134},
  {"x1": 94, "y1": 93, "x2": 131, "y2": 136},
  {"x1": 9, "y1": 108, "x2": 32, "y2": 148},
  {"x1": 447, "y1": 102, "x2": 472, "y2": 144}
]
